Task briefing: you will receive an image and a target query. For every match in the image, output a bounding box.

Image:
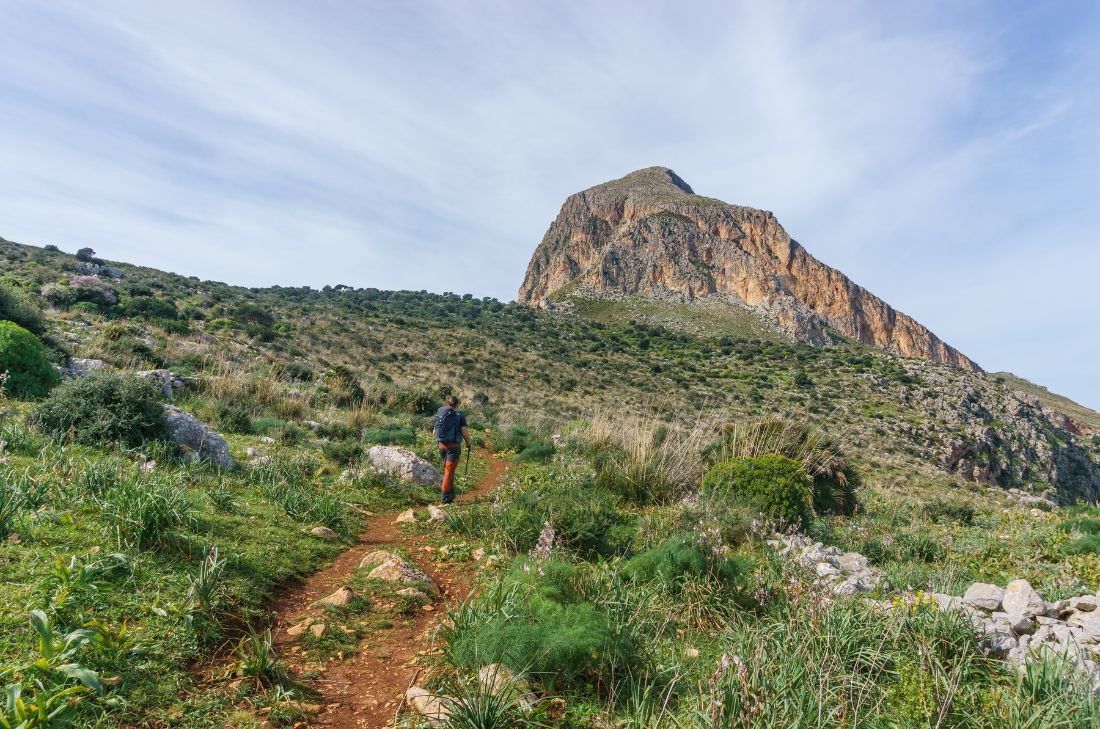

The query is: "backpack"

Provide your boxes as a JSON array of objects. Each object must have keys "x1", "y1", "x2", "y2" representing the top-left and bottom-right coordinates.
[{"x1": 435, "y1": 407, "x2": 461, "y2": 444}]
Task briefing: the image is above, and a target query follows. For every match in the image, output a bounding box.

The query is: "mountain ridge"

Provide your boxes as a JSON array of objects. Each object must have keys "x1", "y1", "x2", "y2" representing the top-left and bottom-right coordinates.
[{"x1": 519, "y1": 166, "x2": 981, "y2": 372}]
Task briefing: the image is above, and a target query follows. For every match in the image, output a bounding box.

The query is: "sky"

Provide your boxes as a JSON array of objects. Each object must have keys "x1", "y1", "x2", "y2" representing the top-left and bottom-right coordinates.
[{"x1": 0, "y1": 0, "x2": 1097, "y2": 409}]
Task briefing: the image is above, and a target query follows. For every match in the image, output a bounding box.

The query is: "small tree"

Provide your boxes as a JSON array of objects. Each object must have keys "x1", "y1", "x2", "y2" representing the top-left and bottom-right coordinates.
[
  {"x1": 0, "y1": 321, "x2": 59, "y2": 399},
  {"x1": 75, "y1": 247, "x2": 97, "y2": 262},
  {"x1": 34, "y1": 373, "x2": 166, "y2": 446}
]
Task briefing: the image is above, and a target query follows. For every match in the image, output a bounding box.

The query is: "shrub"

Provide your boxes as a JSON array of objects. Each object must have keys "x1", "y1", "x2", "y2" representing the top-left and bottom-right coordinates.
[
  {"x1": 116, "y1": 294, "x2": 177, "y2": 320},
  {"x1": 923, "y1": 498, "x2": 976, "y2": 525},
  {"x1": 0, "y1": 282, "x2": 45, "y2": 334},
  {"x1": 496, "y1": 426, "x2": 533, "y2": 453},
  {"x1": 702, "y1": 454, "x2": 814, "y2": 528},
  {"x1": 451, "y1": 466, "x2": 625, "y2": 557},
  {"x1": 323, "y1": 365, "x2": 364, "y2": 406},
  {"x1": 212, "y1": 399, "x2": 254, "y2": 434},
  {"x1": 322, "y1": 439, "x2": 362, "y2": 465},
  {"x1": 34, "y1": 372, "x2": 166, "y2": 447},
  {"x1": 445, "y1": 561, "x2": 637, "y2": 691},
  {"x1": 0, "y1": 321, "x2": 59, "y2": 399},
  {"x1": 516, "y1": 441, "x2": 555, "y2": 463},
  {"x1": 621, "y1": 533, "x2": 746, "y2": 588}
]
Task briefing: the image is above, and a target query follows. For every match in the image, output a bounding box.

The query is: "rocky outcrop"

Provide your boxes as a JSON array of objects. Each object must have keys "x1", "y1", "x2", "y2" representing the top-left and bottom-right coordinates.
[
  {"x1": 519, "y1": 167, "x2": 980, "y2": 372},
  {"x1": 365, "y1": 445, "x2": 440, "y2": 485},
  {"x1": 57, "y1": 358, "x2": 110, "y2": 378},
  {"x1": 136, "y1": 369, "x2": 190, "y2": 397},
  {"x1": 163, "y1": 405, "x2": 236, "y2": 469}
]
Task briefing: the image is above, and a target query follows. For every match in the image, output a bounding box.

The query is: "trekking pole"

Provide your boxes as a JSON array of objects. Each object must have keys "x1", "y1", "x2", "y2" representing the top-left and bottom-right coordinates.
[{"x1": 463, "y1": 446, "x2": 471, "y2": 487}]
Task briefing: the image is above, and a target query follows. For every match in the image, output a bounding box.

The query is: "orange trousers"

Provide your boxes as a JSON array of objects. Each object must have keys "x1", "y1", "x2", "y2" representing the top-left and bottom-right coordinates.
[{"x1": 439, "y1": 443, "x2": 461, "y2": 494}]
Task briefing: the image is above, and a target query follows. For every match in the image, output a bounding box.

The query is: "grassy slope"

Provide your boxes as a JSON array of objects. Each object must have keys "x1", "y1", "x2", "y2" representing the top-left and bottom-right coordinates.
[{"x1": 2, "y1": 237, "x2": 1100, "y2": 725}]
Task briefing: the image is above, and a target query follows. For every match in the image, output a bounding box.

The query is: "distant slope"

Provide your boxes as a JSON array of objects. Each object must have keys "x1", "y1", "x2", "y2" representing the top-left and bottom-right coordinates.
[
  {"x1": 519, "y1": 166, "x2": 981, "y2": 372},
  {"x1": 996, "y1": 372, "x2": 1100, "y2": 435}
]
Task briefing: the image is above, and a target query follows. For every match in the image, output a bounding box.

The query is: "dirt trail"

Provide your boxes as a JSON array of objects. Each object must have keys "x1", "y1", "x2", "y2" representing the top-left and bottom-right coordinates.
[{"x1": 269, "y1": 453, "x2": 508, "y2": 729}]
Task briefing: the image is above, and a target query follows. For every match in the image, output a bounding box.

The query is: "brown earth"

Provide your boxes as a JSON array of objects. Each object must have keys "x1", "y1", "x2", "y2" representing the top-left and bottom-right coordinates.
[{"x1": 267, "y1": 453, "x2": 508, "y2": 728}]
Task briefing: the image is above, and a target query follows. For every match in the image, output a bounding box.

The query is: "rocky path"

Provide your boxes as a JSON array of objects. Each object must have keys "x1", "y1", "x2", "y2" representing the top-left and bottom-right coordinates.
[{"x1": 268, "y1": 452, "x2": 508, "y2": 728}]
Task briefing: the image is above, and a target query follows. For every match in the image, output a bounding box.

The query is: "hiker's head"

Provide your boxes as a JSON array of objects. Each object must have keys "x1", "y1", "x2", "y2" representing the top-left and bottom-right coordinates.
[{"x1": 446, "y1": 395, "x2": 459, "y2": 408}]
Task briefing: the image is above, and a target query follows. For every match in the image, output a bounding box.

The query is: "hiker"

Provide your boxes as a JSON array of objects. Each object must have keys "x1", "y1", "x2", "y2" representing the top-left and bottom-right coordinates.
[{"x1": 434, "y1": 395, "x2": 471, "y2": 504}]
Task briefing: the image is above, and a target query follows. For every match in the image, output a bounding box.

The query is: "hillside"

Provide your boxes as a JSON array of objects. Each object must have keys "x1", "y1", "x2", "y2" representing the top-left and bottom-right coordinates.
[
  {"x1": 3, "y1": 236, "x2": 1100, "y2": 727},
  {"x1": 519, "y1": 167, "x2": 981, "y2": 371}
]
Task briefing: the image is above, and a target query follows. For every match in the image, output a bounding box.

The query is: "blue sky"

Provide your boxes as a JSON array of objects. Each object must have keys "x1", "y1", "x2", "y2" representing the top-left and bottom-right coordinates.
[{"x1": 0, "y1": 0, "x2": 1097, "y2": 409}]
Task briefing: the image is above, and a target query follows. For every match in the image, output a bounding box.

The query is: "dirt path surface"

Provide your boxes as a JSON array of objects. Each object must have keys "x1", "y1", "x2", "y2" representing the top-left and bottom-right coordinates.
[{"x1": 269, "y1": 453, "x2": 508, "y2": 728}]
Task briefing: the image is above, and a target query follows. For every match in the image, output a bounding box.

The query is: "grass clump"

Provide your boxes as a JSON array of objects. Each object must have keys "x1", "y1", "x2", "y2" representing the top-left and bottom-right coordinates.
[
  {"x1": 96, "y1": 474, "x2": 196, "y2": 551},
  {"x1": 444, "y1": 559, "x2": 638, "y2": 692},
  {"x1": 0, "y1": 321, "x2": 59, "y2": 399},
  {"x1": 703, "y1": 454, "x2": 813, "y2": 528},
  {"x1": 34, "y1": 372, "x2": 166, "y2": 447},
  {"x1": 620, "y1": 533, "x2": 747, "y2": 589}
]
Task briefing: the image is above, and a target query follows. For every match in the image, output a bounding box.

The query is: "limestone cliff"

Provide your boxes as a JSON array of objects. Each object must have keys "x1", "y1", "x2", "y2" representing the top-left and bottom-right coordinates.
[{"x1": 519, "y1": 167, "x2": 981, "y2": 372}]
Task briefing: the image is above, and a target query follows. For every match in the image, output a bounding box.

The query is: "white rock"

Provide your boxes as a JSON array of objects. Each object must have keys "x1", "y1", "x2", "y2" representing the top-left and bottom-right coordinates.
[
  {"x1": 963, "y1": 583, "x2": 1004, "y2": 612},
  {"x1": 365, "y1": 446, "x2": 440, "y2": 485},
  {"x1": 477, "y1": 664, "x2": 537, "y2": 712},
  {"x1": 835, "y1": 552, "x2": 869, "y2": 574},
  {"x1": 313, "y1": 586, "x2": 356, "y2": 607},
  {"x1": 310, "y1": 526, "x2": 339, "y2": 541},
  {"x1": 427, "y1": 505, "x2": 447, "y2": 522},
  {"x1": 406, "y1": 686, "x2": 451, "y2": 721},
  {"x1": 395, "y1": 509, "x2": 417, "y2": 524},
  {"x1": 1072, "y1": 596, "x2": 1099, "y2": 613},
  {"x1": 1003, "y1": 579, "x2": 1046, "y2": 618}
]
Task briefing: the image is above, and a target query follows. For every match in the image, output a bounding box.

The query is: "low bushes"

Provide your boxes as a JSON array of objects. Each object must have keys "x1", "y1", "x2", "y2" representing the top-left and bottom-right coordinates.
[
  {"x1": 444, "y1": 559, "x2": 638, "y2": 691},
  {"x1": 33, "y1": 373, "x2": 166, "y2": 447},
  {"x1": 703, "y1": 454, "x2": 814, "y2": 528},
  {"x1": 450, "y1": 465, "x2": 627, "y2": 557},
  {"x1": 362, "y1": 425, "x2": 416, "y2": 446},
  {"x1": 0, "y1": 321, "x2": 58, "y2": 399},
  {"x1": 620, "y1": 533, "x2": 747, "y2": 588},
  {"x1": 0, "y1": 282, "x2": 45, "y2": 334}
]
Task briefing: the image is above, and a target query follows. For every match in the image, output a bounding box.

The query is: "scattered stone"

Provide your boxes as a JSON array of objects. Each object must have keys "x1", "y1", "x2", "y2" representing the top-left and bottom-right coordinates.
[
  {"x1": 396, "y1": 587, "x2": 430, "y2": 602},
  {"x1": 287, "y1": 618, "x2": 316, "y2": 637},
  {"x1": 135, "y1": 369, "x2": 190, "y2": 397},
  {"x1": 472, "y1": 547, "x2": 486, "y2": 561},
  {"x1": 962, "y1": 583, "x2": 1004, "y2": 612},
  {"x1": 309, "y1": 623, "x2": 328, "y2": 638},
  {"x1": 365, "y1": 446, "x2": 440, "y2": 486},
  {"x1": 57, "y1": 358, "x2": 110, "y2": 378},
  {"x1": 427, "y1": 505, "x2": 447, "y2": 522},
  {"x1": 310, "y1": 526, "x2": 339, "y2": 541},
  {"x1": 163, "y1": 406, "x2": 236, "y2": 468},
  {"x1": 395, "y1": 509, "x2": 417, "y2": 524},
  {"x1": 359, "y1": 551, "x2": 438, "y2": 596},
  {"x1": 1072, "y1": 596, "x2": 1099, "y2": 613},
  {"x1": 684, "y1": 647, "x2": 700, "y2": 658},
  {"x1": 1002, "y1": 579, "x2": 1046, "y2": 618},
  {"x1": 313, "y1": 587, "x2": 356, "y2": 607}
]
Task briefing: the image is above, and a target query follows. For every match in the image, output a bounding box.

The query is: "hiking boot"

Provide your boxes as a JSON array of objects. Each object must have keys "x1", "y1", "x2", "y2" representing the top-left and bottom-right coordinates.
[{"x1": 441, "y1": 491, "x2": 455, "y2": 505}]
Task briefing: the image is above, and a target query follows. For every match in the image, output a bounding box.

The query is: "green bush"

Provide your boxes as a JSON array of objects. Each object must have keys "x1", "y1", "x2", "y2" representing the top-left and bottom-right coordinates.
[
  {"x1": 445, "y1": 560, "x2": 637, "y2": 691},
  {"x1": 451, "y1": 466, "x2": 625, "y2": 557},
  {"x1": 212, "y1": 399, "x2": 254, "y2": 434},
  {"x1": 0, "y1": 321, "x2": 60, "y2": 399},
  {"x1": 97, "y1": 475, "x2": 195, "y2": 551},
  {"x1": 496, "y1": 426, "x2": 533, "y2": 453},
  {"x1": 703, "y1": 454, "x2": 814, "y2": 528},
  {"x1": 923, "y1": 498, "x2": 976, "y2": 525},
  {"x1": 33, "y1": 372, "x2": 166, "y2": 447},
  {"x1": 0, "y1": 282, "x2": 45, "y2": 334},
  {"x1": 322, "y1": 439, "x2": 362, "y2": 465},
  {"x1": 516, "y1": 441, "x2": 555, "y2": 463},
  {"x1": 253, "y1": 417, "x2": 304, "y2": 444},
  {"x1": 621, "y1": 533, "x2": 746, "y2": 588}
]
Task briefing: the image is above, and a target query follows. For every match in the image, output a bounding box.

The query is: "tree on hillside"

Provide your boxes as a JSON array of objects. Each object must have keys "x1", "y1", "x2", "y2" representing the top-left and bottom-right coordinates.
[{"x1": 76, "y1": 247, "x2": 97, "y2": 262}]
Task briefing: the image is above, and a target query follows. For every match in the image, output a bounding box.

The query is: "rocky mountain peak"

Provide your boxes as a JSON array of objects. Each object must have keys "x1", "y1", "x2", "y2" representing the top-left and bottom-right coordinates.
[{"x1": 519, "y1": 168, "x2": 982, "y2": 372}]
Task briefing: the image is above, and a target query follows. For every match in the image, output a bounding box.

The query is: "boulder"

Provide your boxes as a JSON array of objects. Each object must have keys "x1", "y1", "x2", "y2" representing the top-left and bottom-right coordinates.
[
  {"x1": 1002, "y1": 580, "x2": 1046, "y2": 618},
  {"x1": 365, "y1": 446, "x2": 440, "y2": 485},
  {"x1": 963, "y1": 583, "x2": 1004, "y2": 612},
  {"x1": 163, "y1": 406, "x2": 236, "y2": 468},
  {"x1": 1072, "y1": 596, "x2": 1099, "y2": 613},
  {"x1": 835, "y1": 552, "x2": 869, "y2": 574}
]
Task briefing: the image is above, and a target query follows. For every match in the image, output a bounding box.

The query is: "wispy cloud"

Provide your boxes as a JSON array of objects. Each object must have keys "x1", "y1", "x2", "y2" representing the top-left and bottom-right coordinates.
[{"x1": 0, "y1": 0, "x2": 1096, "y2": 407}]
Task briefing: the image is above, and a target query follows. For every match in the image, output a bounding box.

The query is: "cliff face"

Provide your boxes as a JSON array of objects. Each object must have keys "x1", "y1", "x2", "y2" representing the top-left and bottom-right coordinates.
[{"x1": 519, "y1": 167, "x2": 981, "y2": 372}]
